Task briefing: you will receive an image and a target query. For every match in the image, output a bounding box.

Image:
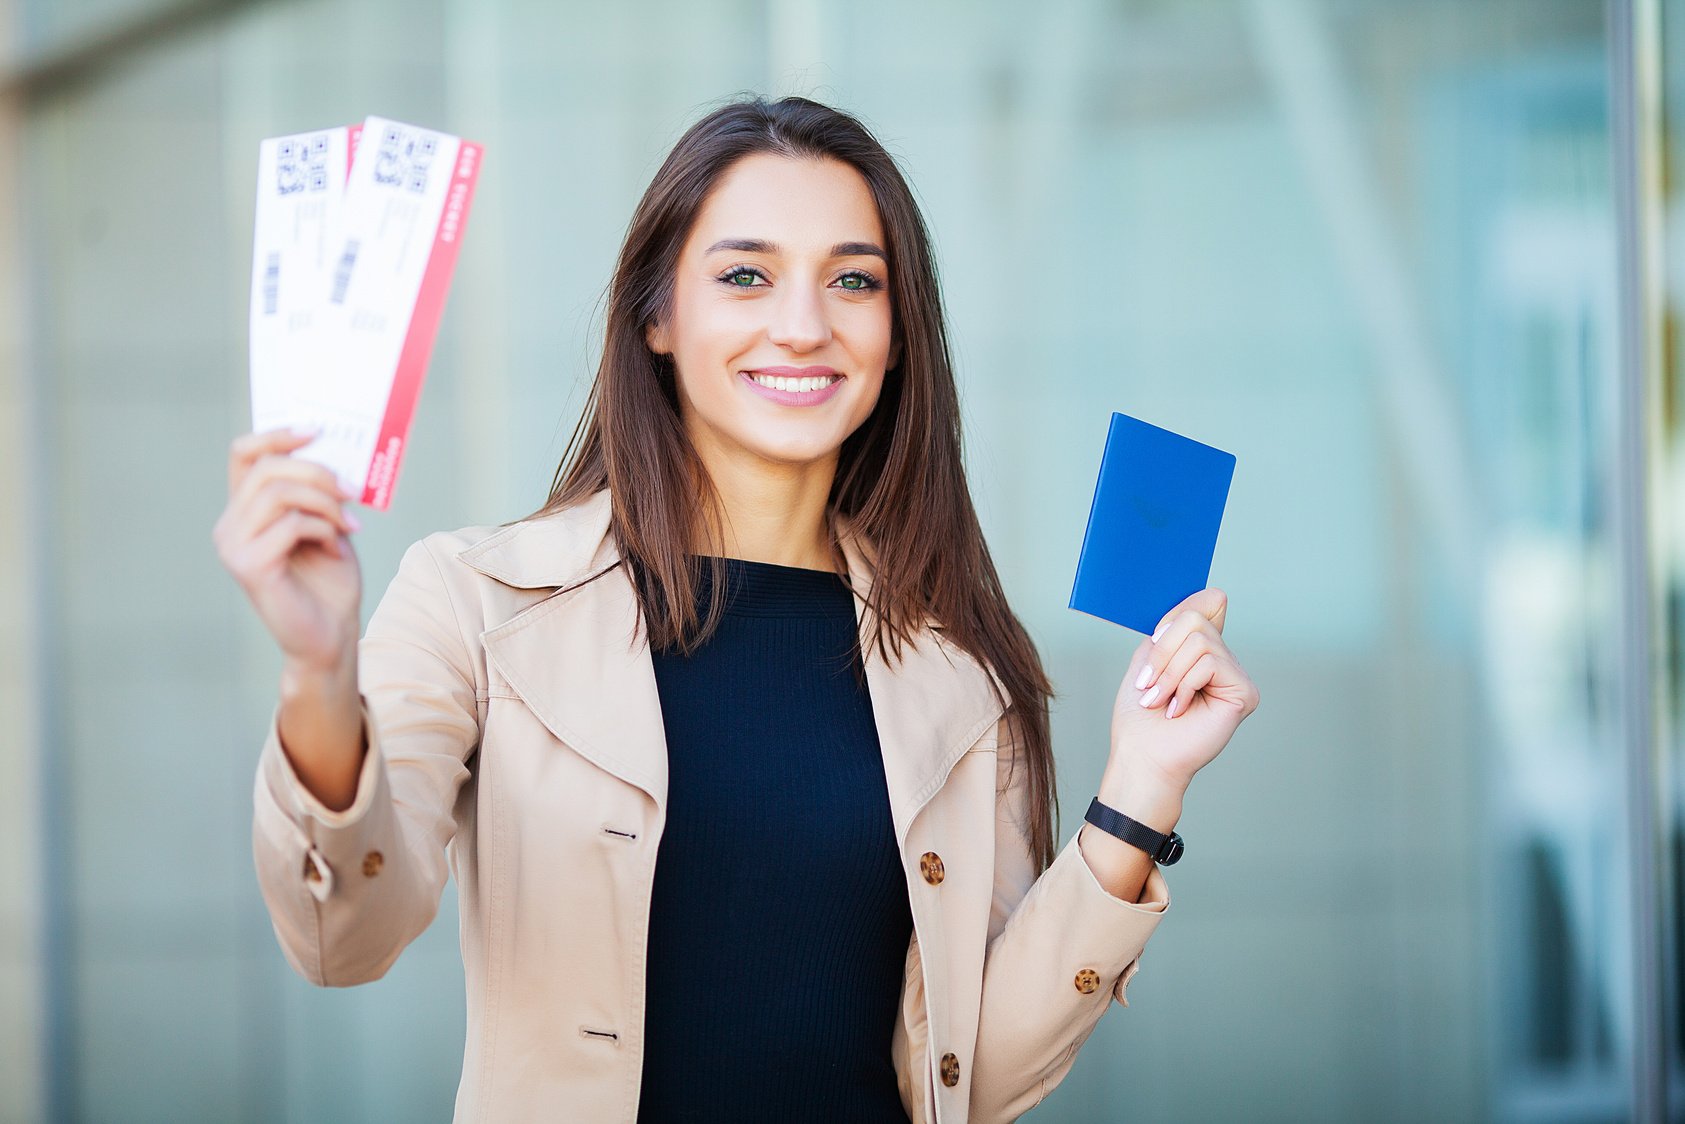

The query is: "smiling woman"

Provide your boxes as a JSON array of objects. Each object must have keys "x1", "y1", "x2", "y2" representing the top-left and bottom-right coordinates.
[{"x1": 215, "y1": 95, "x2": 1259, "y2": 1123}]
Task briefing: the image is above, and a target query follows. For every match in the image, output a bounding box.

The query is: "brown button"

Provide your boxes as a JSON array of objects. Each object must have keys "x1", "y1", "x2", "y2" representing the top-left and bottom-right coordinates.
[
  {"x1": 1074, "y1": 968, "x2": 1100, "y2": 994},
  {"x1": 939, "y1": 1051, "x2": 961, "y2": 1087},
  {"x1": 919, "y1": 852, "x2": 945, "y2": 885},
  {"x1": 362, "y1": 851, "x2": 384, "y2": 877},
  {"x1": 302, "y1": 854, "x2": 322, "y2": 883}
]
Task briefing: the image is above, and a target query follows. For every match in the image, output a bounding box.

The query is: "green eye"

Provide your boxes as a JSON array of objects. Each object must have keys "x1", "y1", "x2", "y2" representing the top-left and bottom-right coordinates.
[
  {"x1": 729, "y1": 270, "x2": 757, "y2": 286},
  {"x1": 840, "y1": 275, "x2": 863, "y2": 290}
]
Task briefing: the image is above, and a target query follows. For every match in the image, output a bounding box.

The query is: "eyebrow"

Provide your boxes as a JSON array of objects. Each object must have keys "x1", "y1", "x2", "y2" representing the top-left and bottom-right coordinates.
[{"x1": 704, "y1": 237, "x2": 887, "y2": 261}]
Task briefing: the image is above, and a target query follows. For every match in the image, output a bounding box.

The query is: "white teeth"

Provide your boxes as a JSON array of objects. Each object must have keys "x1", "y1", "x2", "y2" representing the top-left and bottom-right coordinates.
[{"x1": 751, "y1": 372, "x2": 837, "y2": 393}]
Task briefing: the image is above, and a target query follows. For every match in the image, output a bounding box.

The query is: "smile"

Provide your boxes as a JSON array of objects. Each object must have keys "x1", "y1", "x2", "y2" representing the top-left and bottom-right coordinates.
[
  {"x1": 740, "y1": 370, "x2": 846, "y2": 407},
  {"x1": 749, "y1": 372, "x2": 838, "y2": 392}
]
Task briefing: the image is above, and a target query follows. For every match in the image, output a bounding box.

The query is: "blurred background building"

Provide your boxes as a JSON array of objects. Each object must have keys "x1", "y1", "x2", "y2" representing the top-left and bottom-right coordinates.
[{"x1": 2, "y1": 0, "x2": 1684, "y2": 1120}]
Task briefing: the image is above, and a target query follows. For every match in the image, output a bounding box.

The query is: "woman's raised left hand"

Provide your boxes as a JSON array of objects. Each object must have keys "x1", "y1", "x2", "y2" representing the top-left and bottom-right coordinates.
[{"x1": 1106, "y1": 588, "x2": 1260, "y2": 795}]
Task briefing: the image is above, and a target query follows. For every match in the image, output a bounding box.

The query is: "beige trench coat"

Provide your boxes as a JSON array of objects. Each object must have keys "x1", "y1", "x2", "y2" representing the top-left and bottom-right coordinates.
[{"x1": 252, "y1": 489, "x2": 1169, "y2": 1122}]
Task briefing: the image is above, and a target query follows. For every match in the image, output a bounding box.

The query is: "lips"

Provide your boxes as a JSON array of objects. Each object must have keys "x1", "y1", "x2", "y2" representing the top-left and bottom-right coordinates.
[{"x1": 739, "y1": 367, "x2": 845, "y2": 407}]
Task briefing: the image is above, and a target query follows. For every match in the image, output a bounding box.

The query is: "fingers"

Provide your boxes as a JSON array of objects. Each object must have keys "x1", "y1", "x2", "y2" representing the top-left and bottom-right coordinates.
[
  {"x1": 1163, "y1": 653, "x2": 1218, "y2": 719},
  {"x1": 231, "y1": 443, "x2": 353, "y2": 511},
  {"x1": 1131, "y1": 588, "x2": 1259, "y2": 720},
  {"x1": 1125, "y1": 636, "x2": 1155, "y2": 683},
  {"x1": 1150, "y1": 587, "x2": 1227, "y2": 642},
  {"x1": 1136, "y1": 628, "x2": 1216, "y2": 712},
  {"x1": 240, "y1": 510, "x2": 347, "y2": 573},
  {"x1": 1139, "y1": 641, "x2": 1258, "y2": 720},
  {"x1": 241, "y1": 476, "x2": 359, "y2": 541},
  {"x1": 228, "y1": 427, "x2": 326, "y2": 494},
  {"x1": 215, "y1": 430, "x2": 360, "y2": 587},
  {"x1": 216, "y1": 497, "x2": 349, "y2": 583},
  {"x1": 222, "y1": 431, "x2": 356, "y2": 537},
  {"x1": 1137, "y1": 597, "x2": 1227, "y2": 695},
  {"x1": 231, "y1": 447, "x2": 355, "y2": 513}
]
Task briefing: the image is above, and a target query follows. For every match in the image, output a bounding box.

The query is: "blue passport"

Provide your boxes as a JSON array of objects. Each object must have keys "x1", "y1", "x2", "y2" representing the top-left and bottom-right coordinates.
[{"x1": 1068, "y1": 412, "x2": 1236, "y2": 634}]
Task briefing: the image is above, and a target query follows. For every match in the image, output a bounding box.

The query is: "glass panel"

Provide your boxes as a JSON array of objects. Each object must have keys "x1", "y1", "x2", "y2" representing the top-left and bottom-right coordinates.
[
  {"x1": 16, "y1": 0, "x2": 181, "y2": 64},
  {"x1": 1657, "y1": 2, "x2": 1685, "y2": 1119},
  {"x1": 21, "y1": 6, "x2": 472, "y2": 1120}
]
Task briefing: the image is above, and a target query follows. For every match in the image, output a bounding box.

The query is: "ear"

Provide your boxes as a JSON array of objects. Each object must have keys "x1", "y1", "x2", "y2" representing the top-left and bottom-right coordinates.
[{"x1": 646, "y1": 319, "x2": 671, "y2": 356}]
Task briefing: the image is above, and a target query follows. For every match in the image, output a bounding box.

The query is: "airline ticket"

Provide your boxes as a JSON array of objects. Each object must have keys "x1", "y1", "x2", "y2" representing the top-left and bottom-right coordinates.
[
  {"x1": 248, "y1": 124, "x2": 356, "y2": 435},
  {"x1": 248, "y1": 115, "x2": 481, "y2": 509}
]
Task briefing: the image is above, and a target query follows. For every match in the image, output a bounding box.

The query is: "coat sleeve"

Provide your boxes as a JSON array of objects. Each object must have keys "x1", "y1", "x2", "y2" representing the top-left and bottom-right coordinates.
[
  {"x1": 250, "y1": 535, "x2": 480, "y2": 988},
  {"x1": 969, "y1": 711, "x2": 1171, "y2": 1121}
]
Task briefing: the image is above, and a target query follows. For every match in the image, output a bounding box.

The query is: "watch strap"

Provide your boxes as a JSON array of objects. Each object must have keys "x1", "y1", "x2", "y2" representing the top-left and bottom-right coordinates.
[{"x1": 1084, "y1": 797, "x2": 1184, "y2": 865}]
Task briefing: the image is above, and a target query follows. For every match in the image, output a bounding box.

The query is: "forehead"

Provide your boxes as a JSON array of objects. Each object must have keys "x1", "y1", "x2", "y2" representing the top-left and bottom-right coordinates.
[{"x1": 688, "y1": 153, "x2": 884, "y2": 251}]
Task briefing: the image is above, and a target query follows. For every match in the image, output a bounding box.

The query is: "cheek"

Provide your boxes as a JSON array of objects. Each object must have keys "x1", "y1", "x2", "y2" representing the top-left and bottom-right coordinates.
[
  {"x1": 869, "y1": 307, "x2": 897, "y2": 364},
  {"x1": 848, "y1": 370, "x2": 888, "y2": 426},
  {"x1": 838, "y1": 301, "x2": 894, "y2": 358},
  {"x1": 673, "y1": 295, "x2": 763, "y2": 366}
]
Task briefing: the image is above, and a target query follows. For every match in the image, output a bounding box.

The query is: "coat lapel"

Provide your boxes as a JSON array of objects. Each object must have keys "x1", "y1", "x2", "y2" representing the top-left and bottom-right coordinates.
[
  {"x1": 834, "y1": 523, "x2": 1009, "y2": 846},
  {"x1": 465, "y1": 492, "x2": 671, "y2": 812},
  {"x1": 457, "y1": 491, "x2": 1008, "y2": 839}
]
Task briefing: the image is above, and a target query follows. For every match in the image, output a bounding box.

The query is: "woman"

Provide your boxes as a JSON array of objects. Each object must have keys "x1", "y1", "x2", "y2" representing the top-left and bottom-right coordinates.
[{"x1": 215, "y1": 96, "x2": 1259, "y2": 1123}]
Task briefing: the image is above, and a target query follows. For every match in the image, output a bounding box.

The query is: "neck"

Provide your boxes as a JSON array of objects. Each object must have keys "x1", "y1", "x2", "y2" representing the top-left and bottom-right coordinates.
[{"x1": 691, "y1": 444, "x2": 839, "y2": 573}]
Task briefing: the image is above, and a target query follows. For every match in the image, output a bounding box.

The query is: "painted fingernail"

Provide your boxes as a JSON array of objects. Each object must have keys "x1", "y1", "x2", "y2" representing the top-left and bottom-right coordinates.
[
  {"x1": 1139, "y1": 686, "x2": 1160, "y2": 708},
  {"x1": 1151, "y1": 624, "x2": 1166, "y2": 644},
  {"x1": 1135, "y1": 664, "x2": 1154, "y2": 691},
  {"x1": 345, "y1": 511, "x2": 362, "y2": 533},
  {"x1": 1166, "y1": 696, "x2": 1182, "y2": 719}
]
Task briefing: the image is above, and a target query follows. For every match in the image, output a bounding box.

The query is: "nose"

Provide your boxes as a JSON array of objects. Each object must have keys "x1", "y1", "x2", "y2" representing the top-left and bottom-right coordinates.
[{"x1": 765, "y1": 279, "x2": 832, "y2": 354}]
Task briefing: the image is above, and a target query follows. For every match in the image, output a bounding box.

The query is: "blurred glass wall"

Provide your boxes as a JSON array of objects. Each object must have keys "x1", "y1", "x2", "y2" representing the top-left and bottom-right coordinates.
[
  {"x1": 2, "y1": 0, "x2": 1681, "y2": 1121},
  {"x1": 1660, "y1": 1, "x2": 1685, "y2": 1119}
]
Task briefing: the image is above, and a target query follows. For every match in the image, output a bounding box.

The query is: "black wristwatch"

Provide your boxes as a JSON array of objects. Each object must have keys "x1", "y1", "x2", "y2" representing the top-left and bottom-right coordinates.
[{"x1": 1084, "y1": 797, "x2": 1184, "y2": 865}]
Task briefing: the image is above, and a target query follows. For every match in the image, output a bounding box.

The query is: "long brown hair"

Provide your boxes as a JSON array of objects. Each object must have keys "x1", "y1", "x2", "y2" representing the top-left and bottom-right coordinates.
[{"x1": 535, "y1": 96, "x2": 1058, "y2": 870}]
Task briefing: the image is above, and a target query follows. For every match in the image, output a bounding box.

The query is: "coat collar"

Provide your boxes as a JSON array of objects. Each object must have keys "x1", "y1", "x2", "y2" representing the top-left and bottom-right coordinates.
[
  {"x1": 460, "y1": 490, "x2": 1008, "y2": 845},
  {"x1": 454, "y1": 489, "x2": 620, "y2": 590}
]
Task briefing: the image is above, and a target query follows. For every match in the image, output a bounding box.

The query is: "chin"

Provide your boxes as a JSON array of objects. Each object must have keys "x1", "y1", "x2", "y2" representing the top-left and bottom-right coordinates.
[
  {"x1": 728, "y1": 423, "x2": 847, "y2": 466},
  {"x1": 749, "y1": 440, "x2": 844, "y2": 468}
]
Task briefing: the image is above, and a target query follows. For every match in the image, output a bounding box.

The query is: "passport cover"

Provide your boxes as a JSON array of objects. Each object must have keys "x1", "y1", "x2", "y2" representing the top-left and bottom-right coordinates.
[{"x1": 1068, "y1": 412, "x2": 1236, "y2": 634}]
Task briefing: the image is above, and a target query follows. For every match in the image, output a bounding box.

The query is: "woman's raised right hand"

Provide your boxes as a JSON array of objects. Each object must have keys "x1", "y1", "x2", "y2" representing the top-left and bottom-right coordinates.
[{"x1": 213, "y1": 428, "x2": 363, "y2": 675}]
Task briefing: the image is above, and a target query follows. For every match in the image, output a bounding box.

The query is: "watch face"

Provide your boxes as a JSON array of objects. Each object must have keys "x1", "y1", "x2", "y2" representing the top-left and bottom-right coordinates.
[{"x1": 1160, "y1": 834, "x2": 1185, "y2": 866}]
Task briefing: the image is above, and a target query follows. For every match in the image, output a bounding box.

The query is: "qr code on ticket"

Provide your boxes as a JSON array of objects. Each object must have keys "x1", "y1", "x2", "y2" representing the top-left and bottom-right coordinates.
[
  {"x1": 373, "y1": 125, "x2": 438, "y2": 195},
  {"x1": 275, "y1": 133, "x2": 333, "y2": 196}
]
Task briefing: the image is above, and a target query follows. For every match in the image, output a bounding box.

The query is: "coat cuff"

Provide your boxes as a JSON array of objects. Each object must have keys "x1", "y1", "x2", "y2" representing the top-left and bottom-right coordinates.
[
  {"x1": 254, "y1": 698, "x2": 389, "y2": 903},
  {"x1": 1057, "y1": 831, "x2": 1170, "y2": 1006}
]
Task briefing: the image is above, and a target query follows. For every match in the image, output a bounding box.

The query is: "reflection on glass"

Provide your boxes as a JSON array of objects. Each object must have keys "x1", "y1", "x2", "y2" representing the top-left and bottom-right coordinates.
[
  {"x1": 1661, "y1": 2, "x2": 1685, "y2": 1119},
  {"x1": 1434, "y1": 14, "x2": 1629, "y2": 1121}
]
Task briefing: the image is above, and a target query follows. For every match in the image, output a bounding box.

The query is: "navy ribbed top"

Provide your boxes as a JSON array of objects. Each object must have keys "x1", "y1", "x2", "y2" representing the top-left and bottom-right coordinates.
[{"x1": 636, "y1": 557, "x2": 914, "y2": 1123}]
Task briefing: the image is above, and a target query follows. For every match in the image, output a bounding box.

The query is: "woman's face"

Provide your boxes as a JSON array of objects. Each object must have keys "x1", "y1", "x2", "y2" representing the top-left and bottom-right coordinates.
[{"x1": 648, "y1": 153, "x2": 897, "y2": 475}]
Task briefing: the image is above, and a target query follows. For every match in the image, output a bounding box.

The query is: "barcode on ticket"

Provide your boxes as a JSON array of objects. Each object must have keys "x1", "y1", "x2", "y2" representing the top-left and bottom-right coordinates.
[
  {"x1": 261, "y1": 253, "x2": 279, "y2": 316},
  {"x1": 330, "y1": 240, "x2": 359, "y2": 305}
]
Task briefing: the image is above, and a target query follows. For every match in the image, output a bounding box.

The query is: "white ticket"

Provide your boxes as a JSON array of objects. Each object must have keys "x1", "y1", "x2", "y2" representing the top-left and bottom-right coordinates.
[
  {"x1": 247, "y1": 116, "x2": 480, "y2": 509},
  {"x1": 247, "y1": 124, "x2": 357, "y2": 435}
]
